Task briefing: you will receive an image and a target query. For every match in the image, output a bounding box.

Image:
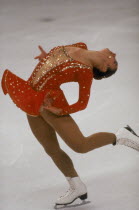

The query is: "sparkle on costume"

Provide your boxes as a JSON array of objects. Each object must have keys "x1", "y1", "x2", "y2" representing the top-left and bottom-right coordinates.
[{"x1": 1, "y1": 42, "x2": 93, "y2": 116}]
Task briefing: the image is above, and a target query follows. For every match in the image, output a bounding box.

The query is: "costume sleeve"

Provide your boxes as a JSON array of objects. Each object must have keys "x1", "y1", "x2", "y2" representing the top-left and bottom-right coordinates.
[{"x1": 59, "y1": 69, "x2": 93, "y2": 115}]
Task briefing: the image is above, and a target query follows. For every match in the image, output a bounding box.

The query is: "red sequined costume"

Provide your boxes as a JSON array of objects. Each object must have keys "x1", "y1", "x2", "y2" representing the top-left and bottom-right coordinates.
[{"x1": 1, "y1": 42, "x2": 93, "y2": 117}]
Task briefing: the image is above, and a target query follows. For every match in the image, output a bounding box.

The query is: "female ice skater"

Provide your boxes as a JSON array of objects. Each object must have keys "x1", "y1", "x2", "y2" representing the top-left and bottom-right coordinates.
[{"x1": 1, "y1": 42, "x2": 139, "y2": 206}]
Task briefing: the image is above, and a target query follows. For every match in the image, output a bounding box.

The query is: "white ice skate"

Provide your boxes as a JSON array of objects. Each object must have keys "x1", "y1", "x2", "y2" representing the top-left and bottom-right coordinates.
[
  {"x1": 113, "y1": 125, "x2": 139, "y2": 151},
  {"x1": 55, "y1": 176, "x2": 88, "y2": 207}
]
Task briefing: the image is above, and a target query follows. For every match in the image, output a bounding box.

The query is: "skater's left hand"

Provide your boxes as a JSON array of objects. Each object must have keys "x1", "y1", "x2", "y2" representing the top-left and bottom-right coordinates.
[{"x1": 40, "y1": 92, "x2": 63, "y2": 115}]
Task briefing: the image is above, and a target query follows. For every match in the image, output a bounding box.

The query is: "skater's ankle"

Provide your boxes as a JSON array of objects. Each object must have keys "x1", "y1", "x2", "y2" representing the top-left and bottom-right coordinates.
[{"x1": 112, "y1": 134, "x2": 117, "y2": 145}]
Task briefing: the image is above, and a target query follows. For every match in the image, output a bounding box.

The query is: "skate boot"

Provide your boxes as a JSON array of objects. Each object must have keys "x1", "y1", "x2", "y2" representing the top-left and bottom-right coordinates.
[
  {"x1": 55, "y1": 176, "x2": 88, "y2": 206},
  {"x1": 113, "y1": 125, "x2": 139, "y2": 151}
]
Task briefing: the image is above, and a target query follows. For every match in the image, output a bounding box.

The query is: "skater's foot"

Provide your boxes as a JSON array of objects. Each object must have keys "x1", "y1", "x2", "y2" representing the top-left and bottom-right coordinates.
[
  {"x1": 114, "y1": 125, "x2": 139, "y2": 151},
  {"x1": 55, "y1": 177, "x2": 87, "y2": 206}
]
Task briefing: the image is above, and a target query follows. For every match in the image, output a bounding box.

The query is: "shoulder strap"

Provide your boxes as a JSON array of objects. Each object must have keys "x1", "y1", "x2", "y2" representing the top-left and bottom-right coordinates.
[{"x1": 65, "y1": 42, "x2": 88, "y2": 50}]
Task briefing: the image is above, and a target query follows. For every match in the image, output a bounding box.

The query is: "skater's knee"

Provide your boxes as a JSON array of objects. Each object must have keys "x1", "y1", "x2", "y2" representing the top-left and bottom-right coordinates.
[{"x1": 72, "y1": 143, "x2": 87, "y2": 154}]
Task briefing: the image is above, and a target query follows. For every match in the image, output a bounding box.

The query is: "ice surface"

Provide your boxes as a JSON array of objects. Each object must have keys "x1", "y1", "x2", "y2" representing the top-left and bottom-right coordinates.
[{"x1": 0, "y1": 0, "x2": 139, "y2": 209}]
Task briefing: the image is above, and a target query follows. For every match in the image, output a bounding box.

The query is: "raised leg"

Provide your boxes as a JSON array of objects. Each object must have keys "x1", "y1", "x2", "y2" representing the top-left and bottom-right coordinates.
[
  {"x1": 40, "y1": 109, "x2": 116, "y2": 153},
  {"x1": 26, "y1": 114, "x2": 79, "y2": 177}
]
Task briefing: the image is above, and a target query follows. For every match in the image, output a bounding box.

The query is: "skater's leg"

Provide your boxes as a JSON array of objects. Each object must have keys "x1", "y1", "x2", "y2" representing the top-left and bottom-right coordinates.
[
  {"x1": 40, "y1": 110, "x2": 116, "y2": 153},
  {"x1": 26, "y1": 114, "x2": 79, "y2": 177}
]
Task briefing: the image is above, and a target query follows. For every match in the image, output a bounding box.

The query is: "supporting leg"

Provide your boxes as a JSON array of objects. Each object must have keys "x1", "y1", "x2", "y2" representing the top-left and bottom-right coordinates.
[{"x1": 26, "y1": 114, "x2": 79, "y2": 177}]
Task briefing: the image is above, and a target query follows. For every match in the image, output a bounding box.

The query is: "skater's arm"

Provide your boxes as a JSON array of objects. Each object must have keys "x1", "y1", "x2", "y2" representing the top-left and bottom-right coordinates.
[{"x1": 59, "y1": 69, "x2": 93, "y2": 115}]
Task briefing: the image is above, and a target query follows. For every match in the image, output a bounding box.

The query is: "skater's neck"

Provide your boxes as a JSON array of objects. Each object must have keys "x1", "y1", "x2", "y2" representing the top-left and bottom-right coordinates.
[{"x1": 87, "y1": 49, "x2": 118, "y2": 73}]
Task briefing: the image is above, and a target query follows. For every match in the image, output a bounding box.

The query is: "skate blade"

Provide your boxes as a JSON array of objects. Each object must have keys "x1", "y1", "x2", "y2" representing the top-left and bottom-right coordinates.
[
  {"x1": 54, "y1": 200, "x2": 91, "y2": 209},
  {"x1": 125, "y1": 125, "x2": 139, "y2": 137}
]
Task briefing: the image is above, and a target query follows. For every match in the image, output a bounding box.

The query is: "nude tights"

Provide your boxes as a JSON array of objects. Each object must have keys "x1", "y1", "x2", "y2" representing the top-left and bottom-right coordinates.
[{"x1": 27, "y1": 110, "x2": 116, "y2": 177}]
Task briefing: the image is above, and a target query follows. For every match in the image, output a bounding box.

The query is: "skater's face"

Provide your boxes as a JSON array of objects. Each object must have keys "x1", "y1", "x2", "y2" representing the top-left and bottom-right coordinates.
[
  {"x1": 100, "y1": 48, "x2": 118, "y2": 71},
  {"x1": 93, "y1": 48, "x2": 118, "y2": 80}
]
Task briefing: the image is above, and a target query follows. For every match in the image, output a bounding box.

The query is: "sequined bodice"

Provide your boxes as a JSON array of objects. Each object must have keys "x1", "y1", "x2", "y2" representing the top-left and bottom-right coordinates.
[
  {"x1": 27, "y1": 42, "x2": 93, "y2": 91},
  {"x1": 28, "y1": 46, "x2": 75, "y2": 91}
]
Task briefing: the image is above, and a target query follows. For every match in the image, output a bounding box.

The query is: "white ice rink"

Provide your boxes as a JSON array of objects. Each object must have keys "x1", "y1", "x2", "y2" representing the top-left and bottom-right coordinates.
[{"x1": 0, "y1": 0, "x2": 139, "y2": 209}]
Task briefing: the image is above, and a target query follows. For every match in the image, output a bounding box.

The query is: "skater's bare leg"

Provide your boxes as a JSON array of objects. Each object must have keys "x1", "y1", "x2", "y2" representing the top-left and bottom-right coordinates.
[
  {"x1": 26, "y1": 114, "x2": 79, "y2": 177},
  {"x1": 40, "y1": 110, "x2": 116, "y2": 153}
]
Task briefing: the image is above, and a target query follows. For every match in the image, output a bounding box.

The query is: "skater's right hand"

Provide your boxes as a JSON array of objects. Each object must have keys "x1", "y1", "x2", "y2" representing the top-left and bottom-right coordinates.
[{"x1": 34, "y1": 45, "x2": 47, "y2": 61}]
